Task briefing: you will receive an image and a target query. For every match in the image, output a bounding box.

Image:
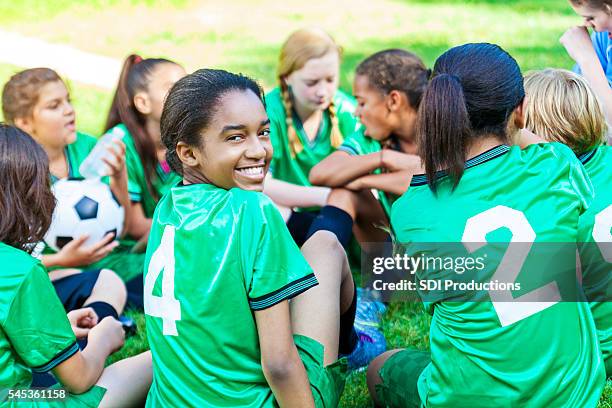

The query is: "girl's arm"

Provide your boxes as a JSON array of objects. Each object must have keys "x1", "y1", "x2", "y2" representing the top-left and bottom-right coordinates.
[
  {"x1": 52, "y1": 317, "x2": 125, "y2": 394},
  {"x1": 345, "y1": 170, "x2": 415, "y2": 196},
  {"x1": 264, "y1": 175, "x2": 330, "y2": 209},
  {"x1": 309, "y1": 150, "x2": 382, "y2": 187},
  {"x1": 125, "y1": 202, "x2": 152, "y2": 240},
  {"x1": 561, "y1": 26, "x2": 612, "y2": 126},
  {"x1": 254, "y1": 301, "x2": 315, "y2": 408}
]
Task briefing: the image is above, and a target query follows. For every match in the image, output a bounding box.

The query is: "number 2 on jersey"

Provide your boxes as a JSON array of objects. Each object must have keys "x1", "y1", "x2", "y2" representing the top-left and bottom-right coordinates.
[
  {"x1": 145, "y1": 225, "x2": 181, "y2": 336},
  {"x1": 593, "y1": 204, "x2": 612, "y2": 262},
  {"x1": 462, "y1": 205, "x2": 561, "y2": 327}
]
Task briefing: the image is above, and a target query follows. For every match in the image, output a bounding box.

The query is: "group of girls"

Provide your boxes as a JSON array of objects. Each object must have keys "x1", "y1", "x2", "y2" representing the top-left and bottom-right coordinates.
[{"x1": 0, "y1": 0, "x2": 610, "y2": 406}]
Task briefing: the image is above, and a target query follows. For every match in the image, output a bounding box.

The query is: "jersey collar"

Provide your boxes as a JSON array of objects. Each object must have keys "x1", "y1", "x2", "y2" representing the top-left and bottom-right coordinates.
[
  {"x1": 410, "y1": 145, "x2": 510, "y2": 186},
  {"x1": 577, "y1": 148, "x2": 597, "y2": 165}
]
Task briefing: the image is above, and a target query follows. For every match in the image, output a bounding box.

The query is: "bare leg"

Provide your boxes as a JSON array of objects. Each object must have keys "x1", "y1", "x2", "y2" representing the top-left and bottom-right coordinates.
[
  {"x1": 84, "y1": 269, "x2": 127, "y2": 315},
  {"x1": 49, "y1": 269, "x2": 82, "y2": 281},
  {"x1": 290, "y1": 231, "x2": 354, "y2": 365},
  {"x1": 327, "y1": 188, "x2": 389, "y2": 244},
  {"x1": 366, "y1": 349, "x2": 403, "y2": 407},
  {"x1": 97, "y1": 351, "x2": 152, "y2": 407}
]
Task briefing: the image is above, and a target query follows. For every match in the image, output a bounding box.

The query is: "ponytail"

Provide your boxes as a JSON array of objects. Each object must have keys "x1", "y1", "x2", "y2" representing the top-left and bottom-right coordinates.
[
  {"x1": 105, "y1": 54, "x2": 179, "y2": 202},
  {"x1": 417, "y1": 74, "x2": 471, "y2": 192},
  {"x1": 418, "y1": 43, "x2": 524, "y2": 192}
]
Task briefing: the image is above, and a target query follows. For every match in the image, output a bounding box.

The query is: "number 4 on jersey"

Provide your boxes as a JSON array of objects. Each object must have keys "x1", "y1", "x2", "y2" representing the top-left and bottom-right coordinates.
[{"x1": 145, "y1": 225, "x2": 182, "y2": 336}]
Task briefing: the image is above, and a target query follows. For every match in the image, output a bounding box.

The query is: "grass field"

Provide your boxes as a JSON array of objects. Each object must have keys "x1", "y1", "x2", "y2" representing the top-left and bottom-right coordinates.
[{"x1": 0, "y1": 0, "x2": 609, "y2": 406}]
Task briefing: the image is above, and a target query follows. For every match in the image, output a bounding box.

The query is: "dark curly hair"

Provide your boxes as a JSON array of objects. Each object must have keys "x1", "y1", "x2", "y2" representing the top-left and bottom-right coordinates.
[
  {"x1": 0, "y1": 124, "x2": 56, "y2": 253},
  {"x1": 355, "y1": 49, "x2": 429, "y2": 110}
]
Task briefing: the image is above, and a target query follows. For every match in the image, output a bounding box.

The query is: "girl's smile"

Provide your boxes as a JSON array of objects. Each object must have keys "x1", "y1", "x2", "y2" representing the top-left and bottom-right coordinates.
[{"x1": 181, "y1": 89, "x2": 272, "y2": 191}]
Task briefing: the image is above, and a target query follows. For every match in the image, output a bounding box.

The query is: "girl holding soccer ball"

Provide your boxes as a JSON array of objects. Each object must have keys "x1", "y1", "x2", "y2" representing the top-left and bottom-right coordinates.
[
  {"x1": 2, "y1": 68, "x2": 131, "y2": 316},
  {"x1": 0, "y1": 124, "x2": 151, "y2": 407}
]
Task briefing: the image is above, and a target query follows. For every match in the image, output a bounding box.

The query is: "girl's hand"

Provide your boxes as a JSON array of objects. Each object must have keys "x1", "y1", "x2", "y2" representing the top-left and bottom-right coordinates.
[
  {"x1": 103, "y1": 140, "x2": 127, "y2": 180},
  {"x1": 55, "y1": 233, "x2": 118, "y2": 267},
  {"x1": 88, "y1": 317, "x2": 125, "y2": 355},
  {"x1": 560, "y1": 26, "x2": 597, "y2": 64},
  {"x1": 67, "y1": 308, "x2": 99, "y2": 339},
  {"x1": 344, "y1": 177, "x2": 364, "y2": 191}
]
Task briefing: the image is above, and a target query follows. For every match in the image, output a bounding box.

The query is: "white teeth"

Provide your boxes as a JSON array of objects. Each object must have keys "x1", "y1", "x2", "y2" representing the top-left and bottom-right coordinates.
[{"x1": 237, "y1": 166, "x2": 264, "y2": 176}]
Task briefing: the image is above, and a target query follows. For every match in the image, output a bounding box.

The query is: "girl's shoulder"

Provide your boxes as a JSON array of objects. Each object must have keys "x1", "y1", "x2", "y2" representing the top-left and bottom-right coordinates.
[
  {"x1": 227, "y1": 188, "x2": 282, "y2": 225},
  {"x1": 518, "y1": 142, "x2": 579, "y2": 166}
]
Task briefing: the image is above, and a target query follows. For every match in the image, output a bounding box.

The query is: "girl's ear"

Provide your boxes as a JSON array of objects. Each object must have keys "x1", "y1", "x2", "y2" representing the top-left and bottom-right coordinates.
[
  {"x1": 176, "y1": 141, "x2": 200, "y2": 167},
  {"x1": 134, "y1": 92, "x2": 152, "y2": 115},
  {"x1": 14, "y1": 116, "x2": 34, "y2": 135},
  {"x1": 386, "y1": 90, "x2": 405, "y2": 113},
  {"x1": 513, "y1": 97, "x2": 527, "y2": 129}
]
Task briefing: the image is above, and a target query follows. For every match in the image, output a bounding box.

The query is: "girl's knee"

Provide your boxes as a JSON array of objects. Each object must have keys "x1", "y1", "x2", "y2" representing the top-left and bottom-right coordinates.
[
  {"x1": 96, "y1": 269, "x2": 127, "y2": 302},
  {"x1": 327, "y1": 187, "x2": 358, "y2": 210}
]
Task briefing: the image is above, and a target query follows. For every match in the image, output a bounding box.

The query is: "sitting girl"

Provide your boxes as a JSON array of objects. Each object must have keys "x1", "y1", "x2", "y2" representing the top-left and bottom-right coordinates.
[{"x1": 144, "y1": 69, "x2": 358, "y2": 406}]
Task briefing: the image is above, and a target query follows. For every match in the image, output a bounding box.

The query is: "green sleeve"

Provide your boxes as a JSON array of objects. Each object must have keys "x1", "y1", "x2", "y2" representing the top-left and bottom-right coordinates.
[
  {"x1": 265, "y1": 88, "x2": 287, "y2": 177},
  {"x1": 560, "y1": 144, "x2": 594, "y2": 215},
  {"x1": 244, "y1": 194, "x2": 318, "y2": 310},
  {"x1": 4, "y1": 263, "x2": 77, "y2": 372},
  {"x1": 338, "y1": 130, "x2": 379, "y2": 156}
]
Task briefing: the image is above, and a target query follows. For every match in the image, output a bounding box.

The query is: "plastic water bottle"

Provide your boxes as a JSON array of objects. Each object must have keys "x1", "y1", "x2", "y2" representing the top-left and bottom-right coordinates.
[{"x1": 79, "y1": 128, "x2": 123, "y2": 179}]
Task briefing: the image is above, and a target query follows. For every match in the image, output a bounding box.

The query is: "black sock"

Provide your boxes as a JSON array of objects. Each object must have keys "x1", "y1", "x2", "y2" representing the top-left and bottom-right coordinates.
[
  {"x1": 305, "y1": 205, "x2": 354, "y2": 248},
  {"x1": 126, "y1": 275, "x2": 144, "y2": 310},
  {"x1": 286, "y1": 211, "x2": 318, "y2": 246},
  {"x1": 339, "y1": 283, "x2": 358, "y2": 355},
  {"x1": 84, "y1": 301, "x2": 119, "y2": 321}
]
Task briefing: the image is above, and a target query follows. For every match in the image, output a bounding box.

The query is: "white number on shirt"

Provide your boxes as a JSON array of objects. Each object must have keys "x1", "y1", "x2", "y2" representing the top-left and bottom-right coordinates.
[
  {"x1": 144, "y1": 225, "x2": 181, "y2": 336},
  {"x1": 462, "y1": 205, "x2": 560, "y2": 327},
  {"x1": 593, "y1": 204, "x2": 612, "y2": 262}
]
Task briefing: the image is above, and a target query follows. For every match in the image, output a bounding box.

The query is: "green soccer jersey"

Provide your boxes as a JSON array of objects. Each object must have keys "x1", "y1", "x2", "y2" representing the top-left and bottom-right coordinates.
[
  {"x1": 338, "y1": 129, "x2": 394, "y2": 217},
  {"x1": 144, "y1": 183, "x2": 318, "y2": 407},
  {"x1": 45, "y1": 131, "x2": 98, "y2": 255},
  {"x1": 104, "y1": 124, "x2": 181, "y2": 218},
  {"x1": 577, "y1": 145, "x2": 612, "y2": 376},
  {"x1": 0, "y1": 243, "x2": 78, "y2": 398},
  {"x1": 265, "y1": 87, "x2": 360, "y2": 187},
  {"x1": 391, "y1": 143, "x2": 605, "y2": 406},
  {"x1": 49, "y1": 131, "x2": 97, "y2": 184}
]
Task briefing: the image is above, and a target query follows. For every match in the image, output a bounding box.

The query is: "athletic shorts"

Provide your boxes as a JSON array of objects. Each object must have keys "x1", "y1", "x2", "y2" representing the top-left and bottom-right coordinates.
[
  {"x1": 2, "y1": 384, "x2": 106, "y2": 407},
  {"x1": 52, "y1": 270, "x2": 101, "y2": 312},
  {"x1": 294, "y1": 334, "x2": 347, "y2": 407},
  {"x1": 375, "y1": 349, "x2": 431, "y2": 408}
]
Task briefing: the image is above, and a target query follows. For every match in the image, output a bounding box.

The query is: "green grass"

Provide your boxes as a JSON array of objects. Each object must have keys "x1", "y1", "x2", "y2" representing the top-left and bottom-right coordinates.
[
  {"x1": 0, "y1": 0, "x2": 609, "y2": 405},
  {"x1": 114, "y1": 304, "x2": 611, "y2": 407}
]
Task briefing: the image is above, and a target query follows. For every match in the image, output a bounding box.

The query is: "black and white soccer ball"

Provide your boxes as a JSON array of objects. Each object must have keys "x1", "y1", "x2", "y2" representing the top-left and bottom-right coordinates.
[{"x1": 44, "y1": 178, "x2": 124, "y2": 251}]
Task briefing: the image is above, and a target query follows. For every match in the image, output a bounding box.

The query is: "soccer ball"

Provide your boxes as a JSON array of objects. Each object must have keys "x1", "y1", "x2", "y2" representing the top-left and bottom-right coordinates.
[{"x1": 44, "y1": 178, "x2": 124, "y2": 251}]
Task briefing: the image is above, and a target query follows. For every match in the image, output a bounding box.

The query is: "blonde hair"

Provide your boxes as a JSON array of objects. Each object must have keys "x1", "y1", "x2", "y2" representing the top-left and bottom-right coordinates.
[
  {"x1": 277, "y1": 28, "x2": 343, "y2": 156},
  {"x1": 524, "y1": 69, "x2": 606, "y2": 155}
]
